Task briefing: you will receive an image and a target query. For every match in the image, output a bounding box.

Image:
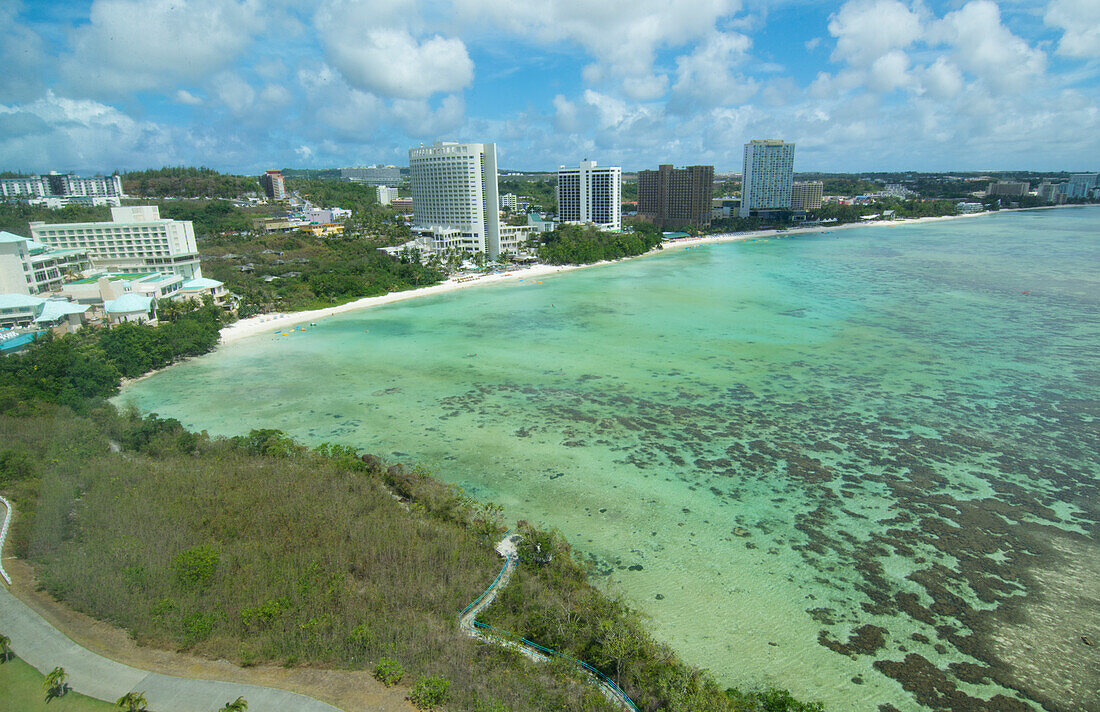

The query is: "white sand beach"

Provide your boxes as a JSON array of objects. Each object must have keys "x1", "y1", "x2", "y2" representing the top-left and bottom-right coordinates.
[{"x1": 217, "y1": 206, "x2": 1074, "y2": 345}]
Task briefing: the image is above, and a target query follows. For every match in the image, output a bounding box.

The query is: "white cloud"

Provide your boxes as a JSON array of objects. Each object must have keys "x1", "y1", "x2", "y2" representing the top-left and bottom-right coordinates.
[
  {"x1": 61, "y1": 0, "x2": 263, "y2": 95},
  {"x1": 390, "y1": 94, "x2": 466, "y2": 136},
  {"x1": 0, "y1": 91, "x2": 178, "y2": 171},
  {"x1": 920, "y1": 57, "x2": 964, "y2": 100},
  {"x1": 671, "y1": 31, "x2": 754, "y2": 108},
  {"x1": 553, "y1": 94, "x2": 580, "y2": 133},
  {"x1": 1045, "y1": 0, "x2": 1100, "y2": 58},
  {"x1": 211, "y1": 72, "x2": 257, "y2": 117},
  {"x1": 931, "y1": 1, "x2": 1046, "y2": 95},
  {"x1": 173, "y1": 90, "x2": 204, "y2": 106},
  {"x1": 867, "y1": 50, "x2": 913, "y2": 93},
  {"x1": 0, "y1": 2, "x2": 48, "y2": 102},
  {"x1": 457, "y1": 0, "x2": 741, "y2": 98},
  {"x1": 316, "y1": 1, "x2": 473, "y2": 99},
  {"x1": 828, "y1": 0, "x2": 922, "y2": 68}
]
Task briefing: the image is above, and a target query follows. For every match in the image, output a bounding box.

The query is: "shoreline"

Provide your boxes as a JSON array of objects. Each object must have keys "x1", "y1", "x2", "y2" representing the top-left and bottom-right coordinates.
[{"x1": 216, "y1": 204, "x2": 1091, "y2": 346}]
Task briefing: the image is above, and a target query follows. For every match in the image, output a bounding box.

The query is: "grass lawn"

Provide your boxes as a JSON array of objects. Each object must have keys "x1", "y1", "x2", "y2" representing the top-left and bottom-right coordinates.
[{"x1": 0, "y1": 656, "x2": 118, "y2": 712}]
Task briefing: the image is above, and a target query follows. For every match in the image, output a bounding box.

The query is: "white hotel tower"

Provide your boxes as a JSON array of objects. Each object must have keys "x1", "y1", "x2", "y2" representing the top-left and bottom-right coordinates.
[
  {"x1": 409, "y1": 141, "x2": 501, "y2": 257},
  {"x1": 739, "y1": 139, "x2": 795, "y2": 217},
  {"x1": 557, "y1": 160, "x2": 621, "y2": 231}
]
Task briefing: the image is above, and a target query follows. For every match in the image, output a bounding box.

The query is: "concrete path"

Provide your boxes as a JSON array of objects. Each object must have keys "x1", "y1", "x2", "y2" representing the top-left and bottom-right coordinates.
[{"x1": 0, "y1": 497, "x2": 343, "y2": 712}]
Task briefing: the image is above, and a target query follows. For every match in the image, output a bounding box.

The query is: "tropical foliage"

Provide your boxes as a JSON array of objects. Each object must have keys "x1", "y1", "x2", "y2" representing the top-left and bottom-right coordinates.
[
  {"x1": 122, "y1": 167, "x2": 260, "y2": 199},
  {"x1": 535, "y1": 223, "x2": 662, "y2": 264},
  {"x1": 200, "y1": 233, "x2": 442, "y2": 315}
]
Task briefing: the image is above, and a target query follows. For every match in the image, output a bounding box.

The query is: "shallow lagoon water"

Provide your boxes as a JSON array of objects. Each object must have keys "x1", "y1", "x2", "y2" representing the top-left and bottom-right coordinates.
[{"x1": 121, "y1": 209, "x2": 1100, "y2": 712}]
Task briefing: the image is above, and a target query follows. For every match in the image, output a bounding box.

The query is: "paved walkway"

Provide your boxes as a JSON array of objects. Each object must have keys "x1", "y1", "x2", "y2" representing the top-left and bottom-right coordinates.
[{"x1": 0, "y1": 497, "x2": 343, "y2": 712}]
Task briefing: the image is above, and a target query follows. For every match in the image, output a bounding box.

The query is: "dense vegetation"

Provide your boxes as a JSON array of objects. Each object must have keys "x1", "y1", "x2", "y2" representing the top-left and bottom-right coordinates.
[
  {"x1": 200, "y1": 233, "x2": 443, "y2": 315},
  {"x1": 285, "y1": 178, "x2": 385, "y2": 214},
  {"x1": 0, "y1": 203, "x2": 111, "y2": 237},
  {"x1": 121, "y1": 167, "x2": 260, "y2": 199},
  {"x1": 130, "y1": 199, "x2": 261, "y2": 238},
  {"x1": 0, "y1": 299, "x2": 225, "y2": 407},
  {"x1": 535, "y1": 223, "x2": 662, "y2": 264},
  {"x1": 498, "y1": 177, "x2": 556, "y2": 213}
]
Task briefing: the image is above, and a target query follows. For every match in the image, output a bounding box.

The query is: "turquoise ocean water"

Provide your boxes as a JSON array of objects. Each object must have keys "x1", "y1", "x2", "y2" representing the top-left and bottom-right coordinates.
[{"x1": 120, "y1": 208, "x2": 1100, "y2": 712}]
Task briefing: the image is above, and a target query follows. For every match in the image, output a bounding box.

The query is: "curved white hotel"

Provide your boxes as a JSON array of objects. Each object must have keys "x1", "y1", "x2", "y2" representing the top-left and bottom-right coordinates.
[{"x1": 409, "y1": 141, "x2": 501, "y2": 257}]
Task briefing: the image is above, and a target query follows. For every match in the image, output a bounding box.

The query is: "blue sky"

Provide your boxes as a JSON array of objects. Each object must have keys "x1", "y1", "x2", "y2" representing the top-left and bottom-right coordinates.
[{"x1": 1, "y1": 0, "x2": 1097, "y2": 174}]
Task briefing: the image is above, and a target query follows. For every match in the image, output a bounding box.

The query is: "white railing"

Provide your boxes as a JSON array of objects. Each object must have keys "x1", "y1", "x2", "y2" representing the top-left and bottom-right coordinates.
[{"x1": 0, "y1": 495, "x2": 13, "y2": 584}]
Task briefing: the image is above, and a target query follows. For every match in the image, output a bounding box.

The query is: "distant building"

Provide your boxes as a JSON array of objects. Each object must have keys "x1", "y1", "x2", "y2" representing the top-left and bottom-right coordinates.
[
  {"x1": 0, "y1": 172, "x2": 125, "y2": 207},
  {"x1": 390, "y1": 197, "x2": 413, "y2": 213},
  {"x1": 1062, "y1": 173, "x2": 1099, "y2": 199},
  {"x1": 377, "y1": 185, "x2": 399, "y2": 206},
  {"x1": 740, "y1": 140, "x2": 795, "y2": 217},
  {"x1": 499, "y1": 192, "x2": 518, "y2": 211},
  {"x1": 1036, "y1": 182, "x2": 1060, "y2": 203},
  {"x1": 299, "y1": 222, "x2": 346, "y2": 237},
  {"x1": 711, "y1": 198, "x2": 740, "y2": 219},
  {"x1": 790, "y1": 181, "x2": 824, "y2": 211},
  {"x1": 637, "y1": 164, "x2": 714, "y2": 229},
  {"x1": 987, "y1": 181, "x2": 1029, "y2": 197},
  {"x1": 301, "y1": 207, "x2": 351, "y2": 223},
  {"x1": 557, "y1": 160, "x2": 622, "y2": 231},
  {"x1": 31, "y1": 206, "x2": 202, "y2": 279},
  {"x1": 0, "y1": 231, "x2": 90, "y2": 295},
  {"x1": 957, "y1": 202, "x2": 984, "y2": 214},
  {"x1": 260, "y1": 170, "x2": 287, "y2": 200},
  {"x1": 408, "y1": 141, "x2": 501, "y2": 257},
  {"x1": 342, "y1": 165, "x2": 402, "y2": 186}
]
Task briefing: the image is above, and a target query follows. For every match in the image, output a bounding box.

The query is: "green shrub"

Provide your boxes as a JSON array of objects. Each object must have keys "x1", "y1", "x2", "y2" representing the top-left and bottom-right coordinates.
[
  {"x1": 373, "y1": 658, "x2": 404, "y2": 687},
  {"x1": 408, "y1": 676, "x2": 449, "y2": 710},
  {"x1": 172, "y1": 545, "x2": 219, "y2": 588}
]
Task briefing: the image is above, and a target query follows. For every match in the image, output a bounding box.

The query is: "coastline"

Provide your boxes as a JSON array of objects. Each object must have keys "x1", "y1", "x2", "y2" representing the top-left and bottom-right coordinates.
[{"x1": 216, "y1": 204, "x2": 1089, "y2": 346}]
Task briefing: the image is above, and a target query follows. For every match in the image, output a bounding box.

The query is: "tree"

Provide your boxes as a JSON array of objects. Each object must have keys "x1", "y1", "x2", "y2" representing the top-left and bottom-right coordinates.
[
  {"x1": 44, "y1": 666, "x2": 68, "y2": 699},
  {"x1": 0, "y1": 632, "x2": 11, "y2": 662},
  {"x1": 220, "y1": 696, "x2": 248, "y2": 711},
  {"x1": 117, "y1": 691, "x2": 149, "y2": 712}
]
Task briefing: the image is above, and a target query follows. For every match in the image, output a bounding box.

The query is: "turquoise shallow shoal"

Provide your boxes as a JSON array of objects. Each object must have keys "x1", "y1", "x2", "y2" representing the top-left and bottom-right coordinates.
[{"x1": 120, "y1": 208, "x2": 1100, "y2": 712}]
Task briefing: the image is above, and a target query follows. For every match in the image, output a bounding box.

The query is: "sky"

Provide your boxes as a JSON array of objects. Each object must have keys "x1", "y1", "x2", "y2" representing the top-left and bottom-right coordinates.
[{"x1": 1, "y1": 0, "x2": 1098, "y2": 174}]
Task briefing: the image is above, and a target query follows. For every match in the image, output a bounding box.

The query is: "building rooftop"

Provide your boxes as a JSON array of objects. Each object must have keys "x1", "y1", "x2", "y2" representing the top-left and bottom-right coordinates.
[
  {"x1": 35, "y1": 300, "x2": 89, "y2": 323},
  {"x1": 104, "y1": 294, "x2": 153, "y2": 313},
  {"x1": 0, "y1": 294, "x2": 45, "y2": 309},
  {"x1": 69, "y1": 272, "x2": 160, "y2": 285},
  {"x1": 0, "y1": 231, "x2": 29, "y2": 244},
  {"x1": 180, "y1": 277, "x2": 224, "y2": 289}
]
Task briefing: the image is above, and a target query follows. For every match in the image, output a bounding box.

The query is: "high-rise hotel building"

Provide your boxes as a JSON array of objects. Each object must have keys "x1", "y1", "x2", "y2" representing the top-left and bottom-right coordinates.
[
  {"x1": 790, "y1": 181, "x2": 823, "y2": 211},
  {"x1": 557, "y1": 160, "x2": 622, "y2": 231},
  {"x1": 30, "y1": 206, "x2": 202, "y2": 279},
  {"x1": 637, "y1": 164, "x2": 714, "y2": 229},
  {"x1": 408, "y1": 141, "x2": 501, "y2": 257},
  {"x1": 260, "y1": 170, "x2": 287, "y2": 200},
  {"x1": 739, "y1": 139, "x2": 795, "y2": 217}
]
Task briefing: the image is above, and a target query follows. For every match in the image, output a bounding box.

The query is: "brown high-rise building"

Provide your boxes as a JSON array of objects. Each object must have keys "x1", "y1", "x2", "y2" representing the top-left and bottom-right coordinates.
[{"x1": 636, "y1": 164, "x2": 714, "y2": 228}]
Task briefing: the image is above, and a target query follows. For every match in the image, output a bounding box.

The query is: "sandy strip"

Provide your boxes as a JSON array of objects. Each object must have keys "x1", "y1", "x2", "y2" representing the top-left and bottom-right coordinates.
[
  {"x1": 218, "y1": 205, "x2": 1088, "y2": 346},
  {"x1": 219, "y1": 262, "x2": 594, "y2": 344}
]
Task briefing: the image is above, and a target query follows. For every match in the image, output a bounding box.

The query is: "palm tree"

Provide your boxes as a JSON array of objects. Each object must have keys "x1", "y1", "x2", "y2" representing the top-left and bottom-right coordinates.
[
  {"x1": 116, "y1": 691, "x2": 149, "y2": 712},
  {"x1": 43, "y1": 666, "x2": 68, "y2": 698},
  {"x1": 0, "y1": 633, "x2": 11, "y2": 662},
  {"x1": 220, "y1": 696, "x2": 247, "y2": 711}
]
